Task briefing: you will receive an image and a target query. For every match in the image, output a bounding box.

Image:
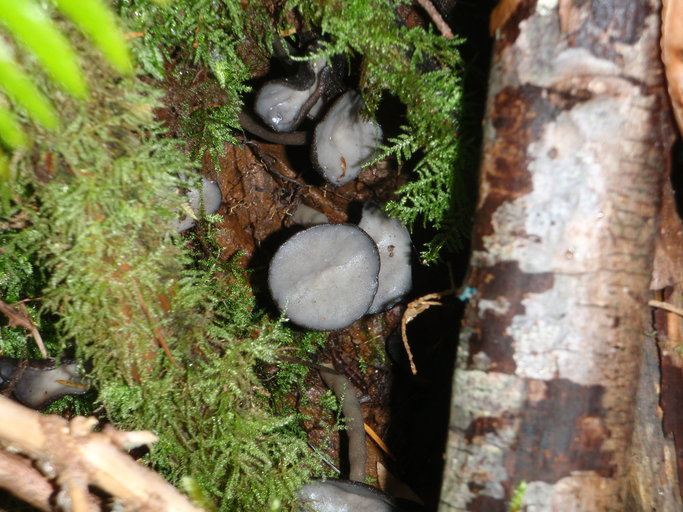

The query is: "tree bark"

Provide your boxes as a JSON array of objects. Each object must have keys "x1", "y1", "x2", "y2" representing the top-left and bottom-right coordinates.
[{"x1": 439, "y1": 1, "x2": 673, "y2": 510}]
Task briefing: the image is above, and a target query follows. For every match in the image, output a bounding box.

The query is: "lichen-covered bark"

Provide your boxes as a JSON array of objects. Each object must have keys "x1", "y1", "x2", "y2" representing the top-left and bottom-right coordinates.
[{"x1": 439, "y1": 1, "x2": 672, "y2": 510}]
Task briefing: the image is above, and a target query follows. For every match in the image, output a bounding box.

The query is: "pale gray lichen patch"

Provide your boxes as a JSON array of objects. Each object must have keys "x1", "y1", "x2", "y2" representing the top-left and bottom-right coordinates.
[
  {"x1": 478, "y1": 297, "x2": 511, "y2": 317},
  {"x1": 443, "y1": 370, "x2": 525, "y2": 507},
  {"x1": 536, "y1": 0, "x2": 559, "y2": 17},
  {"x1": 522, "y1": 481, "x2": 555, "y2": 512},
  {"x1": 508, "y1": 275, "x2": 606, "y2": 386},
  {"x1": 452, "y1": 370, "x2": 525, "y2": 431},
  {"x1": 479, "y1": 103, "x2": 608, "y2": 274}
]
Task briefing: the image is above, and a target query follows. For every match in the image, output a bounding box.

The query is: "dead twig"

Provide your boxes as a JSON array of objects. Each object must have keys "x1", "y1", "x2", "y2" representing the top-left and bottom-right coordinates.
[
  {"x1": 0, "y1": 395, "x2": 201, "y2": 512},
  {"x1": 649, "y1": 299, "x2": 683, "y2": 317},
  {"x1": 364, "y1": 423, "x2": 396, "y2": 461},
  {"x1": 0, "y1": 298, "x2": 47, "y2": 358},
  {"x1": 416, "y1": 0, "x2": 453, "y2": 39},
  {"x1": 401, "y1": 265, "x2": 457, "y2": 375}
]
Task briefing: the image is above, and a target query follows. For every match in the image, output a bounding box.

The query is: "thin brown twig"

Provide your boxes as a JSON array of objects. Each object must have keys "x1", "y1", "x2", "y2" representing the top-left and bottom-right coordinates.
[
  {"x1": 364, "y1": 423, "x2": 396, "y2": 461},
  {"x1": 416, "y1": 0, "x2": 453, "y2": 39},
  {"x1": 401, "y1": 285, "x2": 457, "y2": 375},
  {"x1": 649, "y1": 299, "x2": 683, "y2": 317},
  {"x1": 0, "y1": 298, "x2": 47, "y2": 358}
]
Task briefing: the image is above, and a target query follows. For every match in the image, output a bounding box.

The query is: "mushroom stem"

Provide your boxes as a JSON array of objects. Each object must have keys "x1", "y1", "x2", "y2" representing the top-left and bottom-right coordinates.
[
  {"x1": 319, "y1": 365, "x2": 367, "y2": 482},
  {"x1": 237, "y1": 111, "x2": 308, "y2": 145},
  {"x1": 288, "y1": 65, "x2": 332, "y2": 128}
]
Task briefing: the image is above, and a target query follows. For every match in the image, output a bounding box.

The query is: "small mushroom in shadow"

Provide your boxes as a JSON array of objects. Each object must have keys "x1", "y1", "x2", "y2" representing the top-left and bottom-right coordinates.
[
  {"x1": 0, "y1": 357, "x2": 88, "y2": 409},
  {"x1": 298, "y1": 480, "x2": 399, "y2": 512},
  {"x1": 255, "y1": 58, "x2": 331, "y2": 133},
  {"x1": 173, "y1": 176, "x2": 222, "y2": 232},
  {"x1": 298, "y1": 367, "x2": 422, "y2": 511}
]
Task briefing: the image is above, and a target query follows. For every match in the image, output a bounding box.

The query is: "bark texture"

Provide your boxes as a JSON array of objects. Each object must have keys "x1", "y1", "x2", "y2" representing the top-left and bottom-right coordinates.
[
  {"x1": 626, "y1": 333, "x2": 682, "y2": 511},
  {"x1": 439, "y1": 1, "x2": 672, "y2": 510}
]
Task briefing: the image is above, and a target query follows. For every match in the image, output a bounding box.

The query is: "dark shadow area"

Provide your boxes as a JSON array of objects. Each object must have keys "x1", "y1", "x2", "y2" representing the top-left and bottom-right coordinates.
[{"x1": 382, "y1": 1, "x2": 495, "y2": 510}]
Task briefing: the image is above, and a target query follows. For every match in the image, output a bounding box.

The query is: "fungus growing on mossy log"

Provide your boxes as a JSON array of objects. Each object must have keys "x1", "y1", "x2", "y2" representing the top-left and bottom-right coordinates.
[
  {"x1": 298, "y1": 480, "x2": 399, "y2": 512},
  {"x1": 0, "y1": 358, "x2": 87, "y2": 409},
  {"x1": 268, "y1": 224, "x2": 380, "y2": 330},
  {"x1": 312, "y1": 91, "x2": 382, "y2": 186}
]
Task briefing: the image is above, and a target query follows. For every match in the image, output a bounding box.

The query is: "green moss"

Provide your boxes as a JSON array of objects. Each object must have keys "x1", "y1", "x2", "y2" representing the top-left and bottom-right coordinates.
[{"x1": 2, "y1": 14, "x2": 320, "y2": 510}]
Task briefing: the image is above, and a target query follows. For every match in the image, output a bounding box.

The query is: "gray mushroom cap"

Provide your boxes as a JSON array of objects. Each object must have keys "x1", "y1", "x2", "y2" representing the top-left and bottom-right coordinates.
[
  {"x1": 174, "y1": 176, "x2": 222, "y2": 232},
  {"x1": 359, "y1": 203, "x2": 412, "y2": 314},
  {"x1": 0, "y1": 358, "x2": 87, "y2": 409},
  {"x1": 254, "y1": 58, "x2": 327, "y2": 132},
  {"x1": 268, "y1": 224, "x2": 380, "y2": 331},
  {"x1": 312, "y1": 90, "x2": 382, "y2": 186},
  {"x1": 298, "y1": 480, "x2": 398, "y2": 512}
]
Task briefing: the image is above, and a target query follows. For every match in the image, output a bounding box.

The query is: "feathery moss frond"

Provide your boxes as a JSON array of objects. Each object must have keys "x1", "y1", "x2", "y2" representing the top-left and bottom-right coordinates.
[{"x1": 286, "y1": 0, "x2": 472, "y2": 261}]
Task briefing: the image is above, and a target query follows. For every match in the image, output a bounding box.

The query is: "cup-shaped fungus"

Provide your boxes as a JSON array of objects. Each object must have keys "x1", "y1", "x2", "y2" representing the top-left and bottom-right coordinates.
[
  {"x1": 312, "y1": 90, "x2": 382, "y2": 186},
  {"x1": 268, "y1": 224, "x2": 380, "y2": 330},
  {"x1": 359, "y1": 203, "x2": 412, "y2": 314},
  {"x1": 255, "y1": 58, "x2": 328, "y2": 133},
  {"x1": 174, "y1": 176, "x2": 222, "y2": 232}
]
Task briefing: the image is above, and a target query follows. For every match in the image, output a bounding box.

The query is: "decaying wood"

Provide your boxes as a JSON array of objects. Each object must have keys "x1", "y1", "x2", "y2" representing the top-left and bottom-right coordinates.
[
  {"x1": 651, "y1": 178, "x2": 683, "y2": 289},
  {"x1": 0, "y1": 395, "x2": 201, "y2": 512},
  {"x1": 0, "y1": 450, "x2": 54, "y2": 511},
  {"x1": 662, "y1": 0, "x2": 683, "y2": 133},
  {"x1": 440, "y1": 0, "x2": 672, "y2": 510},
  {"x1": 626, "y1": 334, "x2": 682, "y2": 511},
  {"x1": 652, "y1": 287, "x2": 683, "y2": 503}
]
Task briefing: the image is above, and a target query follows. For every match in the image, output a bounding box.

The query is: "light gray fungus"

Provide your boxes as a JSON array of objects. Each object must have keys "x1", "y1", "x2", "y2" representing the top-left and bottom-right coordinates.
[
  {"x1": 359, "y1": 203, "x2": 412, "y2": 314},
  {"x1": 268, "y1": 224, "x2": 380, "y2": 331},
  {"x1": 312, "y1": 91, "x2": 382, "y2": 186},
  {"x1": 255, "y1": 58, "x2": 328, "y2": 132},
  {"x1": 0, "y1": 358, "x2": 87, "y2": 409},
  {"x1": 174, "y1": 176, "x2": 222, "y2": 232},
  {"x1": 290, "y1": 203, "x2": 329, "y2": 226},
  {"x1": 298, "y1": 480, "x2": 404, "y2": 512}
]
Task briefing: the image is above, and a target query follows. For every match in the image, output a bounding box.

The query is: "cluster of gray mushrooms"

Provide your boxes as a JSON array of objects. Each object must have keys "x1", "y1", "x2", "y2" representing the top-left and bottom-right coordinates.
[{"x1": 177, "y1": 52, "x2": 413, "y2": 333}]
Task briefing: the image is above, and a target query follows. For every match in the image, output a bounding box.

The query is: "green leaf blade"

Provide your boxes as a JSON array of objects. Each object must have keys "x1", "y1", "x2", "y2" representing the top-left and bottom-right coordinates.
[
  {"x1": 0, "y1": 103, "x2": 27, "y2": 149},
  {"x1": 53, "y1": 0, "x2": 133, "y2": 75},
  {"x1": 0, "y1": 0, "x2": 88, "y2": 98},
  {"x1": 0, "y1": 41, "x2": 59, "y2": 130}
]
